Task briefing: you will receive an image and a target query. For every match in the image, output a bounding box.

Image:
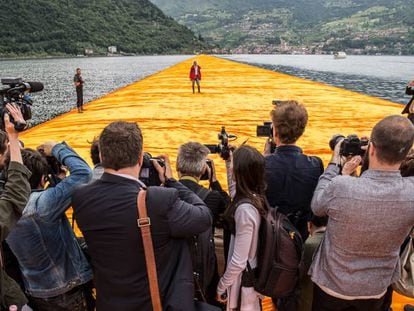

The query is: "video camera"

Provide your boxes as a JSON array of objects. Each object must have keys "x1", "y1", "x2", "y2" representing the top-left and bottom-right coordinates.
[
  {"x1": 139, "y1": 152, "x2": 164, "y2": 186},
  {"x1": 329, "y1": 134, "x2": 369, "y2": 157},
  {"x1": 0, "y1": 78, "x2": 44, "y2": 131},
  {"x1": 204, "y1": 126, "x2": 236, "y2": 161}
]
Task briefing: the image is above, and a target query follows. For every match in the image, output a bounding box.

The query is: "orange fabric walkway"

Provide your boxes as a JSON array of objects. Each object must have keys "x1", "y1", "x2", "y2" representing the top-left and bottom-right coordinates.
[{"x1": 20, "y1": 55, "x2": 413, "y2": 310}]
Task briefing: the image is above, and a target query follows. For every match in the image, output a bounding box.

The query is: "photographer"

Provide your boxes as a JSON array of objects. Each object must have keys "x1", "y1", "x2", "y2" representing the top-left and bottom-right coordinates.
[
  {"x1": 264, "y1": 101, "x2": 323, "y2": 241},
  {"x1": 6, "y1": 141, "x2": 93, "y2": 310},
  {"x1": 402, "y1": 80, "x2": 414, "y2": 124},
  {"x1": 264, "y1": 101, "x2": 323, "y2": 311},
  {"x1": 176, "y1": 142, "x2": 229, "y2": 305},
  {"x1": 72, "y1": 121, "x2": 212, "y2": 310},
  {"x1": 309, "y1": 115, "x2": 414, "y2": 311},
  {"x1": 0, "y1": 104, "x2": 32, "y2": 310}
]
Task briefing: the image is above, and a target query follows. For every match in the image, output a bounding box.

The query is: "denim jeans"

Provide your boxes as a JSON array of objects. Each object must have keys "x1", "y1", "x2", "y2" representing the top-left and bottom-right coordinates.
[{"x1": 28, "y1": 283, "x2": 94, "y2": 311}]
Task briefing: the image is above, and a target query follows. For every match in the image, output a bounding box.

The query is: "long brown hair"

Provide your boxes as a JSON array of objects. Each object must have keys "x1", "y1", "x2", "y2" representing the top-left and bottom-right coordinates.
[{"x1": 224, "y1": 145, "x2": 267, "y2": 233}]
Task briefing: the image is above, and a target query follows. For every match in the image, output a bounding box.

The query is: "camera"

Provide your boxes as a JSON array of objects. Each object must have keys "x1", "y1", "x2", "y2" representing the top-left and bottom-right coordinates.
[
  {"x1": 329, "y1": 134, "x2": 369, "y2": 157},
  {"x1": 204, "y1": 126, "x2": 236, "y2": 161},
  {"x1": 200, "y1": 159, "x2": 212, "y2": 181},
  {"x1": 139, "y1": 152, "x2": 164, "y2": 186},
  {"x1": 257, "y1": 121, "x2": 276, "y2": 154},
  {"x1": 0, "y1": 78, "x2": 44, "y2": 131},
  {"x1": 37, "y1": 148, "x2": 65, "y2": 187}
]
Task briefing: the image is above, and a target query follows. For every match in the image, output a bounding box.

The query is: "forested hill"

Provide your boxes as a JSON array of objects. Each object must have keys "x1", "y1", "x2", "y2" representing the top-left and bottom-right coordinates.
[
  {"x1": 150, "y1": 0, "x2": 414, "y2": 55},
  {"x1": 0, "y1": 0, "x2": 208, "y2": 57}
]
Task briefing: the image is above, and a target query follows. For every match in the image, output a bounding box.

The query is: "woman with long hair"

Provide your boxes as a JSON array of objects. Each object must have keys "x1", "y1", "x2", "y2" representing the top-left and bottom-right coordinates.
[{"x1": 216, "y1": 145, "x2": 267, "y2": 310}]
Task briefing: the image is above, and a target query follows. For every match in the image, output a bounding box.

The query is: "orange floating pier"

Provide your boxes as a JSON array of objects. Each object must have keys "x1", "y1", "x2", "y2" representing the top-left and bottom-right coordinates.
[{"x1": 20, "y1": 55, "x2": 412, "y2": 310}]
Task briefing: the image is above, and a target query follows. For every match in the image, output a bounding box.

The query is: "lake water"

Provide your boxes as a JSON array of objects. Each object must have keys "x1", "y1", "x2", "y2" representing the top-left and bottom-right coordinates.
[{"x1": 0, "y1": 54, "x2": 412, "y2": 126}]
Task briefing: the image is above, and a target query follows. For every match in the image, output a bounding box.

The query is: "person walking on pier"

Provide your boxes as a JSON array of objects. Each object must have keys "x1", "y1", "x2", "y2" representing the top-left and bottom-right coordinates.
[
  {"x1": 74, "y1": 68, "x2": 85, "y2": 113},
  {"x1": 189, "y1": 60, "x2": 202, "y2": 94}
]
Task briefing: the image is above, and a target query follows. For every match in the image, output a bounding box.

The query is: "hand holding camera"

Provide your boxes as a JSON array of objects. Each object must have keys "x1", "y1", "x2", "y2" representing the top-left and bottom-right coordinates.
[{"x1": 151, "y1": 154, "x2": 173, "y2": 184}]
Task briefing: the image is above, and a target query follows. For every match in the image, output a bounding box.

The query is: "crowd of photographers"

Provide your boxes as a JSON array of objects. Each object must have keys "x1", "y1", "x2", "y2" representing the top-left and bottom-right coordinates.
[{"x1": 0, "y1": 96, "x2": 413, "y2": 311}]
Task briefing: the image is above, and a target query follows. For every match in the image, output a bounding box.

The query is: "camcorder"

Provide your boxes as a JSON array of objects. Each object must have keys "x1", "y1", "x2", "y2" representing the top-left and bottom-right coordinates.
[
  {"x1": 204, "y1": 126, "x2": 236, "y2": 161},
  {"x1": 0, "y1": 78, "x2": 44, "y2": 131},
  {"x1": 329, "y1": 134, "x2": 369, "y2": 157},
  {"x1": 139, "y1": 152, "x2": 164, "y2": 186}
]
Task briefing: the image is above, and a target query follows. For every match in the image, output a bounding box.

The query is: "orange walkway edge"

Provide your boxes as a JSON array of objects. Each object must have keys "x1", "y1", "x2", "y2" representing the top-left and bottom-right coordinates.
[{"x1": 20, "y1": 55, "x2": 412, "y2": 310}]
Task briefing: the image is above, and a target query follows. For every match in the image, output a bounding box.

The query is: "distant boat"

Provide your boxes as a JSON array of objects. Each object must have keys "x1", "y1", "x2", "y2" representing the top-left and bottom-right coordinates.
[{"x1": 334, "y1": 52, "x2": 347, "y2": 59}]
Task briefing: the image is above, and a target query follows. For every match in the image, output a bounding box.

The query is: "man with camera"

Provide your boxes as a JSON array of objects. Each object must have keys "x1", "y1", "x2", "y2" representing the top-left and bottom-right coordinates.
[
  {"x1": 309, "y1": 115, "x2": 414, "y2": 311},
  {"x1": 176, "y1": 142, "x2": 230, "y2": 305},
  {"x1": 264, "y1": 101, "x2": 324, "y2": 241},
  {"x1": 264, "y1": 100, "x2": 323, "y2": 311},
  {"x1": 402, "y1": 80, "x2": 414, "y2": 124},
  {"x1": 0, "y1": 105, "x2": 32, "y2": 310},
  {"x1": 72, "y1": 121, "x2": 212, "y2": 311},
  {"x1": 6, "y1": 139, "x2": 93, "y2": 310}
]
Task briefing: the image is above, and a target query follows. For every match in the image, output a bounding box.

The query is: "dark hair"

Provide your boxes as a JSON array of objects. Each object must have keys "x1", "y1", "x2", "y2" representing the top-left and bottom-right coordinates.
[
  {"x1": 310, "y1": 215, "x2": 328, "y2": 228},
  {"x1": 90, "y1": 137, "x2": 100, "y2": 166},
  {"x1": 224, "y1": 145, "x2": 267, "y2": 232},
  {"x1": 271, "y1": 100, "x2": 308, "y2": 144},
  {"x1": 99, "y1": 121, "x2": 143, "y2": 170},
  {"x1": 400, "y1": 149, "x2": 414, "y2": 177},
  {"x1": 21, "y1": 148, "x2": 48, "y2": 189},
  {"x1": 371, "y1": 115, "x2": 414, "y2": 165},
  {"x1": 0, "y1": 130, "x2": 8, "y2": 155}
]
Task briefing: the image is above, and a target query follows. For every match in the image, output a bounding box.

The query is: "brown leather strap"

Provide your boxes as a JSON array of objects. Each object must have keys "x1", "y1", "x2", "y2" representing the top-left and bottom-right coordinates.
[{"x1": 137, "y1": 189, "x2": 162, "y2": 311}]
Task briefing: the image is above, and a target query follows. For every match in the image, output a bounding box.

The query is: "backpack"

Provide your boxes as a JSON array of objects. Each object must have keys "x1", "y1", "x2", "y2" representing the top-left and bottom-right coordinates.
[
  {"x1": 189, "y1": 186, "x2": 217, "y2": 300},
  {"x1": 239, "y1": 201, "x2": 304, "y2": 298}
]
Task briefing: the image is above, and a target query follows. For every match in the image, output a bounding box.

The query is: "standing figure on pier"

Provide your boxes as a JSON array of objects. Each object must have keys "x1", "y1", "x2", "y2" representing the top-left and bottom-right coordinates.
[
  {"x1": 74, "y1": 68, "x2": 85, "y2": 113},
  {"x1": 189, "y1": 60, "x2": 202, "y2": 94},
  {"x1": 402, "y1": 80, "x2": 414, "y2": 124}
]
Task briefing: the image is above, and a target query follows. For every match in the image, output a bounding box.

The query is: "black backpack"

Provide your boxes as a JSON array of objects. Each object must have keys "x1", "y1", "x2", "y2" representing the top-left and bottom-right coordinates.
[
  {"x1": 240, "y1": 201, "x2": 304, "y2": 298},
  {"x1": 189, "y1": 186, "x2": 217, "y2": 300}
]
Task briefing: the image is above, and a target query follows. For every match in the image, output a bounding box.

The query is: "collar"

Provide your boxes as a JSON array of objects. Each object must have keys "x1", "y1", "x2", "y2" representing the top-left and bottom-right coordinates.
[
  {"x1": 275, "y1": 145, "x2": 302, "y2": 154},
  {"x1": 180, "y1": 175, "x2": 199, "y2": 184},
  {"x1": 360, "y1": 169, "x2": 402, "y2": 179},
  {"x1": 102, "y1": 172, "x2": 147, "y2": 188}
]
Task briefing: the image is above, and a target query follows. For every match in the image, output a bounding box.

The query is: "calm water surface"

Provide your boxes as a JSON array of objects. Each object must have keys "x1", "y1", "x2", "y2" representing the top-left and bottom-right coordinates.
[
  {"x1": 223, "y1": 54, "x2": 414, "y2": 105},
  {"x1": 0, "y1": 54, "x2": 412, "y2": 126}
]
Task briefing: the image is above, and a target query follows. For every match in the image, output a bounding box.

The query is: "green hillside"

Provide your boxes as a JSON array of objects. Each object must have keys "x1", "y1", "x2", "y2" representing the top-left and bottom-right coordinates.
[
  {"x1": 0, "y1": 0, "x2": 208, "y2": 57},
  {"x1": 150, "y1": 0, "x2": 414, "y2": 55}
]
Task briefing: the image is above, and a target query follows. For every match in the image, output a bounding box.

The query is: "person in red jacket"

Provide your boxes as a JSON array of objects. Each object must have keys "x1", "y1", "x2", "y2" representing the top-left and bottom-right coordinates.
[{"x1": 189, "y1": 60, "x2": 202, "y2": 94}]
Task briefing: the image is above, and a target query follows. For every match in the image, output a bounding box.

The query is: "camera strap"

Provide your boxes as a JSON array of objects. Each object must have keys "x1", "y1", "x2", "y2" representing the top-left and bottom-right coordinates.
[{"x1": 136, "y1": 189, "x2": 162, "y2": 311}]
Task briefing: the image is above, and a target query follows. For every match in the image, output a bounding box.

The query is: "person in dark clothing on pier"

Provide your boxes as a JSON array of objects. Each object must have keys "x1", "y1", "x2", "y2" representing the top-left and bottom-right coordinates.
[{"x1": 74, "y1": 68, "x2": 84, "y2": 113}]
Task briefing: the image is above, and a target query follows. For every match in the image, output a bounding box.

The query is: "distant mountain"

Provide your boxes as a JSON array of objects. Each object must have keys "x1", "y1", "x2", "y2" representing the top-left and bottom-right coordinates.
[
  {"x1": 0, "y1": 0, "x2": 208, "y2": 57},
  {"x1": 150, "y1": 0, "x2": 414, "y2": 55}
]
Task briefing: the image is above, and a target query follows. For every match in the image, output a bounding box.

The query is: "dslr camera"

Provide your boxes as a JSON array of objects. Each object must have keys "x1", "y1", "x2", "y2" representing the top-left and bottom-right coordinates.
[
  {"x1": 204, "y1": 126, "x2": 236, "y2": 161},
  {"x1": 139, "y1": 152, "x2": 164, "y2": 186},
  {"x1": 0, "y1": 78, "x2": 44, "y2": 131},
  {"x1": 200, "y1": 159, "x2": 213, "y2": 181},
  {"x1": 329, "y1": 134, "x2": 369, "y2": 157}
]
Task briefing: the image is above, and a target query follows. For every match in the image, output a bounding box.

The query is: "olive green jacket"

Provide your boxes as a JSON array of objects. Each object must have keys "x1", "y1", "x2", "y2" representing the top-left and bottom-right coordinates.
[{"x1": 0, "y1": 161, "x2": 31, "y2": 310}]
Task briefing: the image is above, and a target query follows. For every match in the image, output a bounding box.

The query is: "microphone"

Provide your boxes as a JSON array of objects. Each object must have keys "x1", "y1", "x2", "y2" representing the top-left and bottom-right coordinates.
[{"x1": 10, "y1": 81, "x2": 44, "y2": 93}]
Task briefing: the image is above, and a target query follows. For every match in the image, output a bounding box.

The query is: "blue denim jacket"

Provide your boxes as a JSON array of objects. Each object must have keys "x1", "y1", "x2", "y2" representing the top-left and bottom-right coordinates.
[{"x1": 6, "y1": 143, "x2": 93, "y2": 298}]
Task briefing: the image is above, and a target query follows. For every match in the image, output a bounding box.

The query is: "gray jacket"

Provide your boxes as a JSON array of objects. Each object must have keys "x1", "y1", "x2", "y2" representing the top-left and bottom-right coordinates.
[{"x1": 309, "y1": 164, "x2": 414, "y2": 297}]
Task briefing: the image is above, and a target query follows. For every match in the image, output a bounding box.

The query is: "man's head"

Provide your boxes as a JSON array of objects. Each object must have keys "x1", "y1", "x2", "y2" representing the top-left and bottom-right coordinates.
[
  {"x1": 176, "y1": 142, "x2": 209, "y2": 178},
  {"x1": 76, "y1": 68, "x2": 81, "y2": 75},
  {"x1": 271, "y1": 100, "x2": 308, "y2": 145},
  {"x1": 369, "y1": 115, "x2": 414, "y2": 167},
  {"x1": 99, "y1": 121, "x2": 143, "y2": 171},
  {"x1": 21, "y1": 148, "x2": 49, "y2": 189},
  {"x1": 90, "y1": 137, "x2": 100, "y2": 166},
  {"x1": 193, "y1": 61, "x2": 197, "y2": 66}
]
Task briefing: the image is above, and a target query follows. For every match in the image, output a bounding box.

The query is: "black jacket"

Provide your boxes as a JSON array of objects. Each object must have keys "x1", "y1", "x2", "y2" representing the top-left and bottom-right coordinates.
[
  {"x1": 265, "y1": 145, "x2": 323, "y2": 239},
  {"x1": 402, "y1": 86, "x2": 414, "y2": 114},
  {"x1": 72, "y1": 173, "x2": 212, "y2": 311}
]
